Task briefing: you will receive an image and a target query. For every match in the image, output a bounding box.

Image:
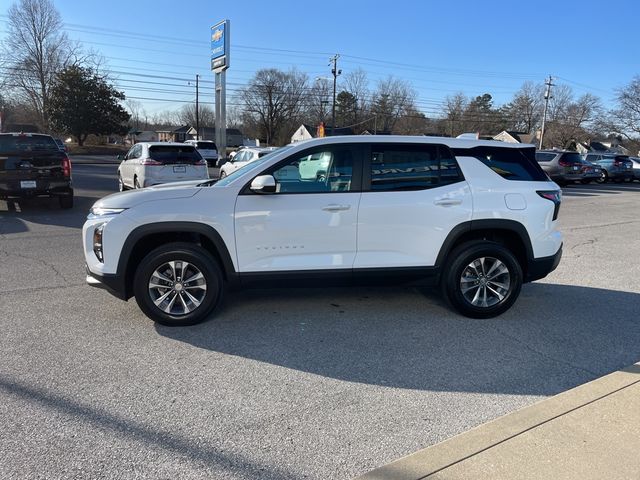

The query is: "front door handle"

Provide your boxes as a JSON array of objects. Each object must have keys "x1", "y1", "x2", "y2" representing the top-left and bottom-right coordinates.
[
  {"x1": 322, "y1": 204, "x2": 351, "y2": 212},
  {"x1": 434, "y1": 199, "x2": 462, "y2": 207}
]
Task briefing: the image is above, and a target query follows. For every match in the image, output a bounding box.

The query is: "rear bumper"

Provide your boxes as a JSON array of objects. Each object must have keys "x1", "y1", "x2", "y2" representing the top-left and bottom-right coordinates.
[
  {"x1": 525, "y1": 244, "x2": 562, "y2": 282},
  {"x1": 0, "y1": 180, "x2": 72, "y2": 198}
]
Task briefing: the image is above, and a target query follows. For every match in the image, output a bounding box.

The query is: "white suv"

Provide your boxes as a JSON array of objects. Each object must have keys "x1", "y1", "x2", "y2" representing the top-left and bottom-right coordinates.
[
  {"x1": 117, "y1": 142, "x2": 209, "y2": 190},
  {"x1": 219, "y1": 147, "x2": 277, "y2": 178},
  {"x1": 84, "y1": 136, "x2": 562, "y2": 326},
  {"x1": 183, "y1": 140, "x2": 218, "y2": 166}
]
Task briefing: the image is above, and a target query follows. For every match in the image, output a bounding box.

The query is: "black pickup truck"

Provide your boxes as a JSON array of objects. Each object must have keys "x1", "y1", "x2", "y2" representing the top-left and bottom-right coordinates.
[{"x1": 0, "y1": 133, "x2": 74, "y2": 208}]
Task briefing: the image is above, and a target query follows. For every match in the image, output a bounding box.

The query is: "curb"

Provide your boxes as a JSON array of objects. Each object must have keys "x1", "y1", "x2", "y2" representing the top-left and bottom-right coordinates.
[{"x1": 356, "y1": 362, "x2": 640, "y2": 480}]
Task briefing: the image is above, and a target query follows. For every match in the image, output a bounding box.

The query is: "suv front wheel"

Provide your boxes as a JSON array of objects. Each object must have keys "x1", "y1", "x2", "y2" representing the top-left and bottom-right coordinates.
[
  {"x1": 133, "y1": 242, "x2": 224, "y2": 326},
  {"x1": 441, "y1": 241, "x2": 522, "y2": 319}
]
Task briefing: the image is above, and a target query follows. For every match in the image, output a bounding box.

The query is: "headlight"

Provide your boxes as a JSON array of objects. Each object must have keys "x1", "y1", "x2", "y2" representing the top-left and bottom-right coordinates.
[{"x1": 88, "y1": 207, "x2": 126, "y2": 218}]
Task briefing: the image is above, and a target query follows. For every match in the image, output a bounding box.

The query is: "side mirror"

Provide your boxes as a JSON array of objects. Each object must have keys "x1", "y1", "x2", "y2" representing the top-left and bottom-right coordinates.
[
  {"x1": 116, "y1": 154, "x2": 123, "y2": 160},
  {"x1": 250, "y1": 175, "x2": 276, "y2": 194}
]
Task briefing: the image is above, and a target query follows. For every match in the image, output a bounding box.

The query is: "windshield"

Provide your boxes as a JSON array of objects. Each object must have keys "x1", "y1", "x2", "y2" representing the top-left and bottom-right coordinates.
[
  {"x1": 215, "y1": 146, "x2": 292, "y2": 187},
  {"x1": 196, "y1": 141, "x2": 216, "y2": 149}
]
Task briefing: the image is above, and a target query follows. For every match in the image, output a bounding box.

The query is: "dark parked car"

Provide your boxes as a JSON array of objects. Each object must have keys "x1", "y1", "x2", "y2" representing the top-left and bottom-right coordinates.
[
  {"x1": 628, "y1": 157, "x2": 640, "y2": 181},
  {"x1": 583, "y1": 153, "x2": 634, "y2": 183},
  {"x1": 535, "y1": 150, "x2": 585, "y2": 185},
  {"x1": 578, "y1": 158, "x2": 603, "y2": 184},
  {"x1": 0, "y1": 133, "x2": 74, "y2": 208}
]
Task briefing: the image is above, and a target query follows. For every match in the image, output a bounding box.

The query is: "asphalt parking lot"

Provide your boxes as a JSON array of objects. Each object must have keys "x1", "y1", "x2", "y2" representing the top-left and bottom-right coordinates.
[{"x1": 1, "y1": 164, "x2": 640, "y2": 479}]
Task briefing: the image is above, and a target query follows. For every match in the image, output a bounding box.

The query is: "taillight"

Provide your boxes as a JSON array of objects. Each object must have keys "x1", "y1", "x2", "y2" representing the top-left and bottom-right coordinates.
[
  {"x1": 195, "y1": 159, "x2": 207, "y2": 166},
  {"x1": 558, "y1": 158, "x2": 570, "y2": 167},
  {"x1": 537, "y1": 190, "x2": 562, "y2": 220},
  {"x1": 141, "y1": 158, "x2": 162, "y2": 166},
  {"x1": 61, "y1": 155, "x2": 72, "y2": 177}
]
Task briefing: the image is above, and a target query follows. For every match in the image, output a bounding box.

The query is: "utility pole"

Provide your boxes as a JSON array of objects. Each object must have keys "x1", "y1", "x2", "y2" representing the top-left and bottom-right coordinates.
[
  {"x1": 329, "y1": 54, "x2": 341, "y2": 136},
  {"x1": 539, "y1": 75, "x2": 554, "y2": 149},
  {"x1": 195, "y1": 74, "x2": 200, "y2": 140}
]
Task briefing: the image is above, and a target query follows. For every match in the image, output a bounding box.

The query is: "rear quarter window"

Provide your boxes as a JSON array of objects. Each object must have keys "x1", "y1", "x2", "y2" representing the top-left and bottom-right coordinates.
[{"x1": 453, "y1": 146, "x2": 548, "y2": 181}]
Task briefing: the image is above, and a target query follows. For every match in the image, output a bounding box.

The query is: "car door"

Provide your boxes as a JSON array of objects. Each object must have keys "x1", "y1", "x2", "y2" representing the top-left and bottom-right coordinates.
[
  {"x1": 234, "y1": 144, "x2": 364, "y2": 272},
  {"x1": 120, "y1": 146, "x2": 135, "y2": 187},
  {"x1": 125, "y1": 144, "x2": 143, "y2": 187},
  {"x1": 354, "y1": 142, "x2": 472, "y2": 269}
]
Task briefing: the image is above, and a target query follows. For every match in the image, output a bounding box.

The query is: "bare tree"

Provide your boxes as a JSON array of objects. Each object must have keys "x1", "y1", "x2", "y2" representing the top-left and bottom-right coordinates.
[
  {"x1": 544, "y1": 84, "x2": 602, "y2": 148},
  {"x1": 613, "y1": 76, "x2": 640, "y2": 138},
  {"x1": 442, "y1": 92, "x2": 468, "y2": 137},
  {"x1": 304, "y1": 77, "x2": 331, "y2": 126},
  {"x1": 370, "y1": 76, "x2": 416, "y2": 133},
  {"x1": 3, "y1": 0, "x2": 78, "y2": 130},
  {"x1": 126, "y1": 99, "x2": 148, "y2": 131},
  {"x1": 342, "y1": 67, "x2": 370, "y2": 125},
  {"x1": 177, "y1": 103, "x2": 215, "y2": 129},
  {"x1": 239, "y1": 68, "x2": 308, "y2": 145},
  {"x1": 502, "y1": 81, "x2": 544, "y2": 133}
]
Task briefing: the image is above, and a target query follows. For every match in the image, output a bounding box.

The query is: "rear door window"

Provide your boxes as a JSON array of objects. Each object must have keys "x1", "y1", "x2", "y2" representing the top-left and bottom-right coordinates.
[
  {"x1": 148, "y1": 145, "x2": 201, "y2": 164},
  {"x1": 453, "y1": 146, "x2": 547, "y2": 181},
  {"x1": 368, "y1": 144, "x2": 464, "y2": 191}
]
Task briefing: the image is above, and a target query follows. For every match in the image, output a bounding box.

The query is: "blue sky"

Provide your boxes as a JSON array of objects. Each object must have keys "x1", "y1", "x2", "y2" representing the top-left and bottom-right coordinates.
[{"x1": 2, "y1": 0, "x2": 638, "y2": 116}]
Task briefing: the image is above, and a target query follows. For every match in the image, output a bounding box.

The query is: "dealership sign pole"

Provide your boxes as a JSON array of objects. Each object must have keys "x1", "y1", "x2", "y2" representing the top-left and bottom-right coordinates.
[{"x1": 211, "y1": 20, "x2": 229, "y2": 159}]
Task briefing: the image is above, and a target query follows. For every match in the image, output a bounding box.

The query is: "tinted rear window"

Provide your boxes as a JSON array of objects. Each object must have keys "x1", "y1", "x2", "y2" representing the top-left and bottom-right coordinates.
[
  {"x1": 453, "y1": 146, "x2": 548, "y2": 181},
  {"x1": 148, "y1": 145, "x2": 201, "y2": 163},
  {"x1": 535, "y1": 152, "x2": 556, "y2": 162},
  {"x1": 0, "y1": 135, "x2": 59, "y2": 154},
  {"x1": 561, "y1": 153, "x2": 583, "y2": 164},
  {"x1": 196, "y1": 141, "x2": 216, "y2": 149}
]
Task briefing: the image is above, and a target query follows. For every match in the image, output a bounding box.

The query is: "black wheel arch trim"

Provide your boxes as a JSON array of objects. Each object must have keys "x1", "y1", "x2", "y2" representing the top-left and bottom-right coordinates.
[
  {"x1": 117, "y1": 222, "x2": 237, "y2": 299},
  {"x1": 435, "y1": 219, "x2": 535, "y2": 268}
]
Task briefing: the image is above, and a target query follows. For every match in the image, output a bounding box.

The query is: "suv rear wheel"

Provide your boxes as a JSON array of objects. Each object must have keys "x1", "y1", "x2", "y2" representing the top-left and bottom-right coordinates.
[
  {"x1": 441, "y1": 241, "x2": 522, "y2": 319},
  {"x1": 133, "y1": 242, "x2": 224, "y2": 326}
]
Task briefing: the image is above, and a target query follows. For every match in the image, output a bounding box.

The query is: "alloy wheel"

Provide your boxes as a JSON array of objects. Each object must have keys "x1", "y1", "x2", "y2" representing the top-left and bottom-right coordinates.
[
  {"x1": 148, "y1": 260, "x2": 207, "y2": 316},
  {"x1": 459, "y1": 256, "x2": 511, "y2": 308}
]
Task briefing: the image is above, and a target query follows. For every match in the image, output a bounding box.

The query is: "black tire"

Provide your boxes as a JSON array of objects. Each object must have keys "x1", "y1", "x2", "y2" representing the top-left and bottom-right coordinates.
[
  {"x1": 133, "y1": 242, "x2": 224, "y2": 326},
  {"x1": 58, "y1": 192, "x2": 74, "y2": 209},
  {"x1": 441, "y1": 241, "x2": 523, "y2": 319},
  {"x1": 134, "y1": 177, "x2": 141, "y2": 189},
  {"x1": 597, "y1": 170, "x2": 608, "y2": 183}
]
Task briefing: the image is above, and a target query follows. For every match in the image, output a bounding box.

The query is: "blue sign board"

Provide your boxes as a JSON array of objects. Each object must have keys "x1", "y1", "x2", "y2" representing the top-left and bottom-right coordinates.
[{"x1": 211, "y1": 20, "x2": 229, "y2": 71}]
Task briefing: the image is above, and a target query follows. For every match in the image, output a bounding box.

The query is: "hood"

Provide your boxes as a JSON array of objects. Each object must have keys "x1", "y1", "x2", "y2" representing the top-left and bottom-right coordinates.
[{"x1": 92, "y1": 181, "x2": 206, "y2": 209}]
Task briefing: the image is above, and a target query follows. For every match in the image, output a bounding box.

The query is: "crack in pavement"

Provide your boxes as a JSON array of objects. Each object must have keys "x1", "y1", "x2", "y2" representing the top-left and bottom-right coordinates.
[
  {"x1": 0, "y1": 247, "x2": 71, "y2": 285},
  {"x1": 490, "y1": 325, "x2": 599, "y2": 377}
]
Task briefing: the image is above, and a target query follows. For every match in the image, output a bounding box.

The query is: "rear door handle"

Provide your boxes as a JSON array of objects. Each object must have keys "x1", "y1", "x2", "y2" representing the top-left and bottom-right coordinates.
[
  {"x1": 434, "y1": 199, "x2": 462, "y2": 207},
  {"x1": 322, "y1": 204, "x2": 351, "y2": 212}
]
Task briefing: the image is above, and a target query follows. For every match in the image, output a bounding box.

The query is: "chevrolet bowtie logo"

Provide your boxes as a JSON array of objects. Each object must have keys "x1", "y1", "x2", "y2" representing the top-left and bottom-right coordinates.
[{"x1": 212, "y1": 29, "x2": 223, "y2": 42}]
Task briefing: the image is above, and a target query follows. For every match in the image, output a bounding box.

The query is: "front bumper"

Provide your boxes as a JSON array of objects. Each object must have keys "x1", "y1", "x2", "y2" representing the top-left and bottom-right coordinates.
[
  {"x1": 86, "y1": 265, "x2": 128, "y2": 300},
  {"x1": 525, "y1": 244, "x2": 562, "y2": 282}
]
